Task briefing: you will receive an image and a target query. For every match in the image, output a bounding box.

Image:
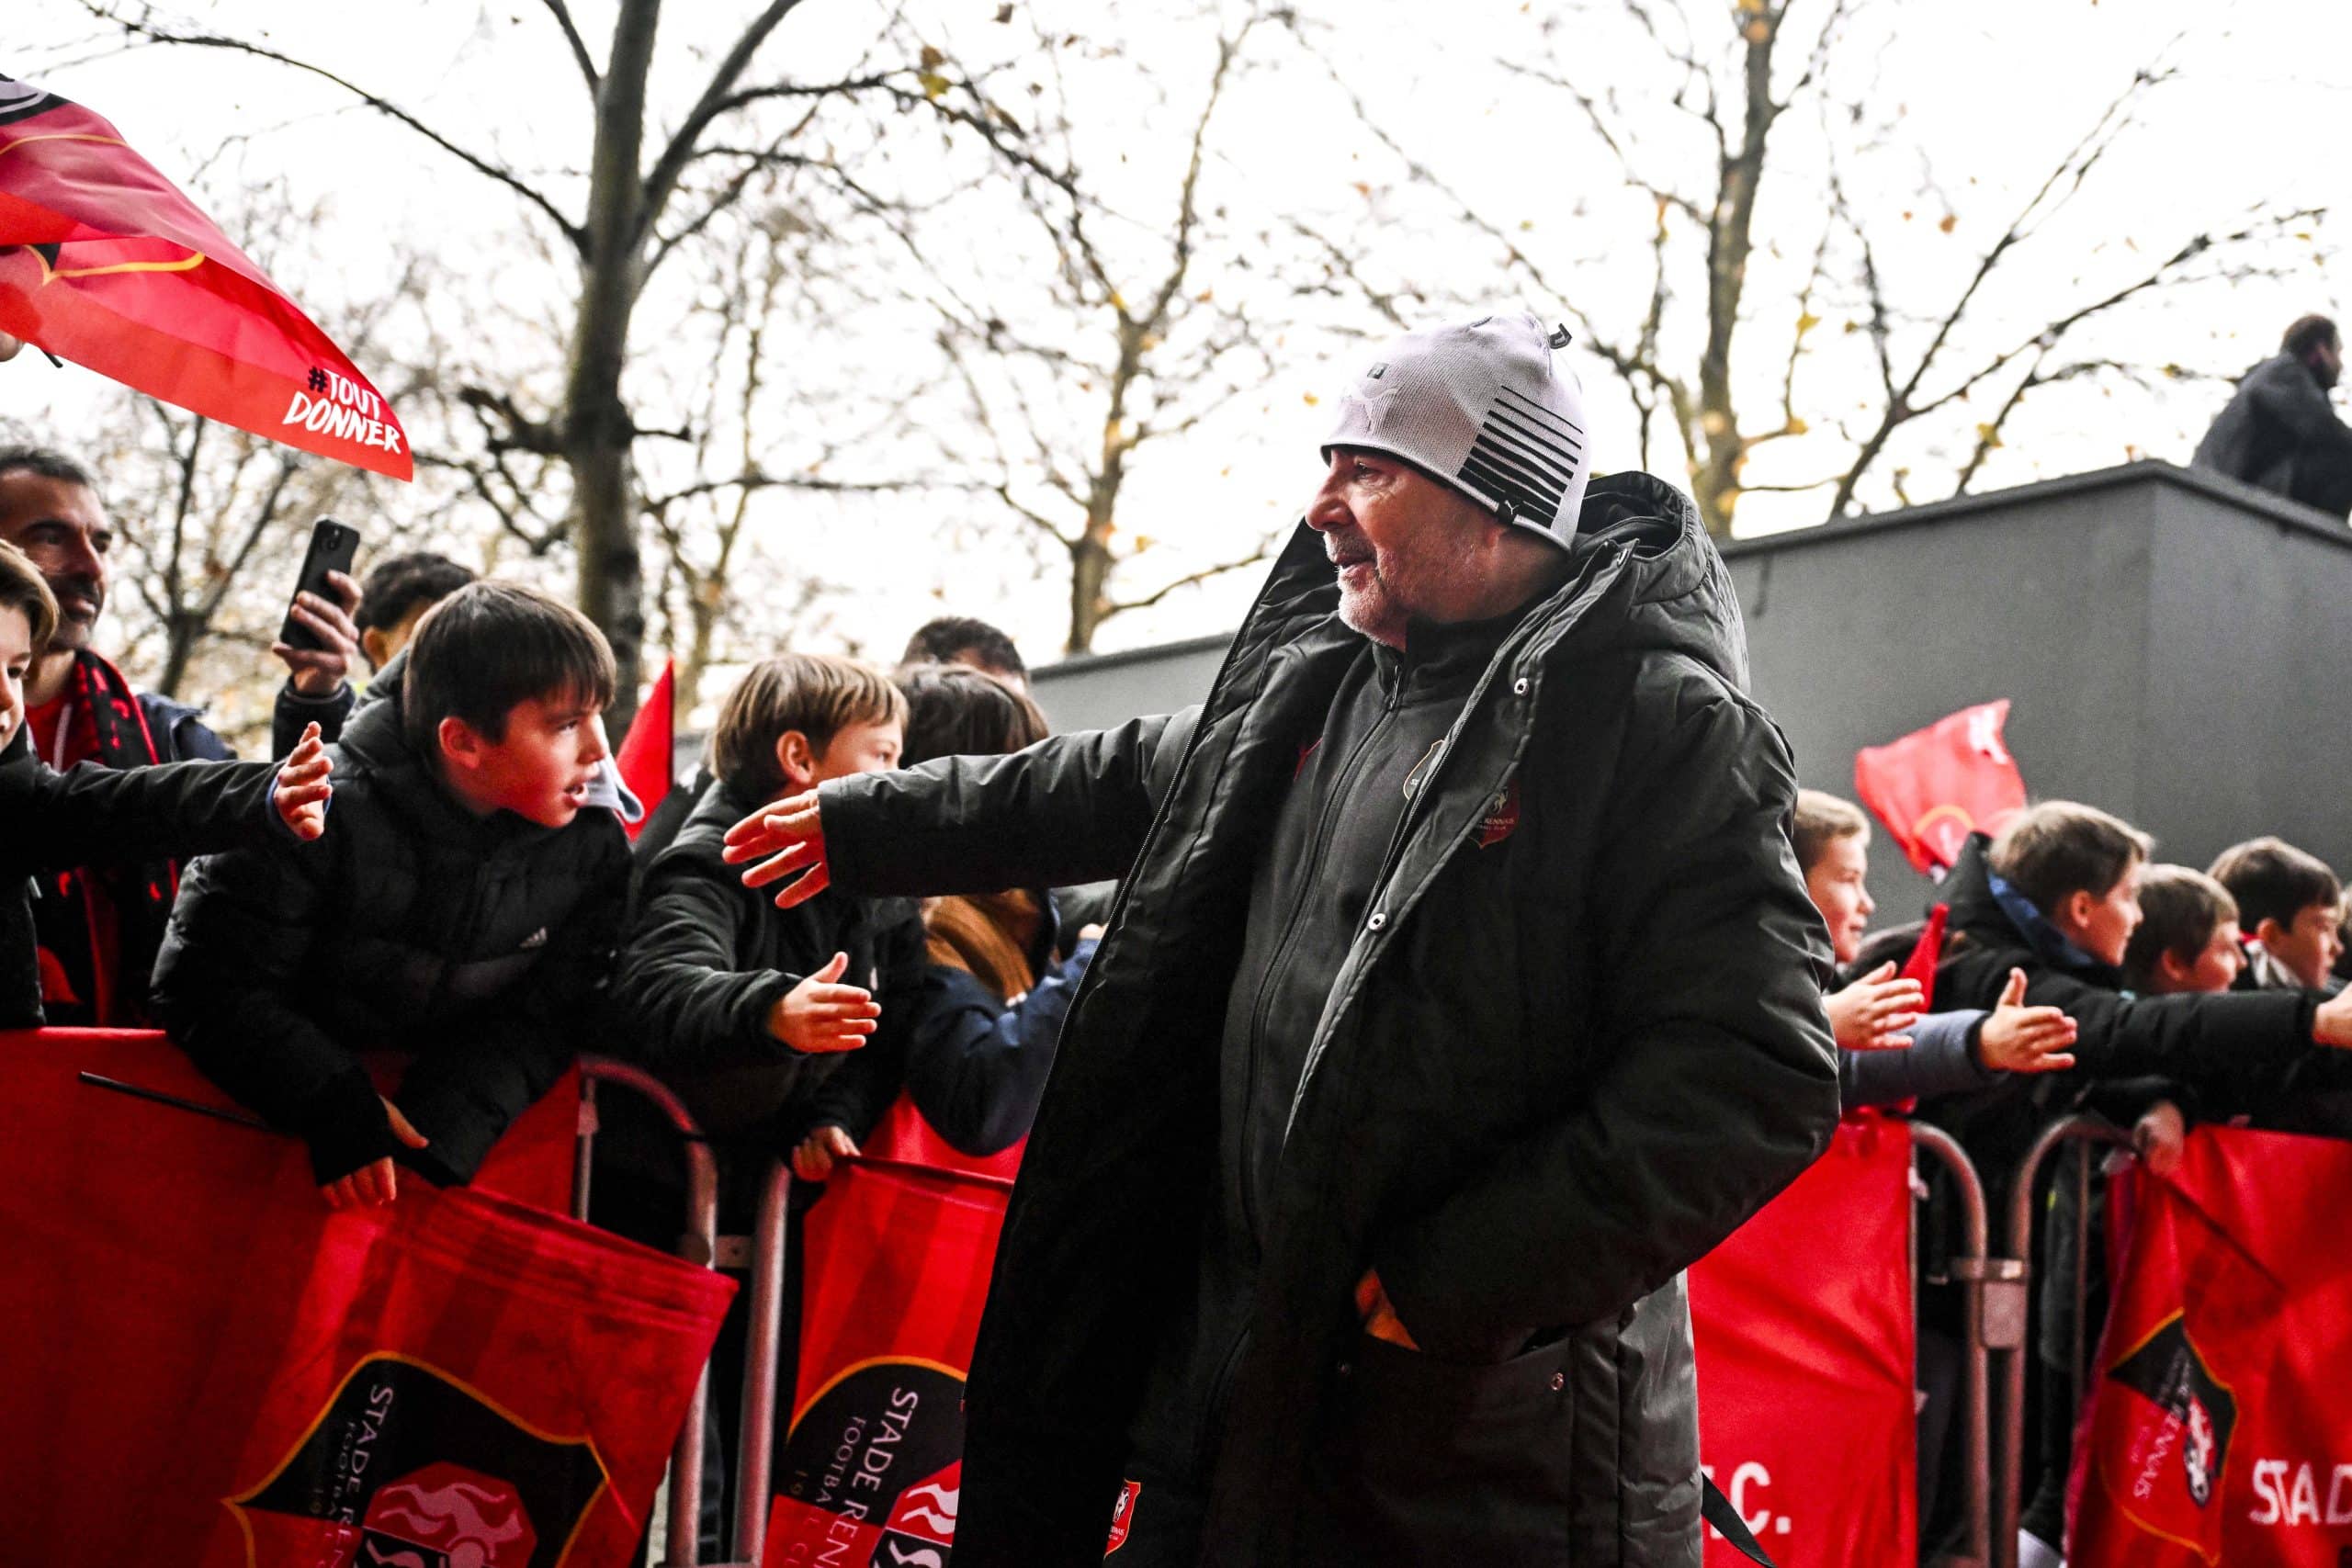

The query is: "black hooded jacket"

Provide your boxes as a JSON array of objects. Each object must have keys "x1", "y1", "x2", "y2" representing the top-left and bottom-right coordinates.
[
  {"x1": 811, "y1": 474, "x2": 1839, "y2": 1566},
  {"x1": 150, "y1": 653, "x2": 632, "y2": 1185}
]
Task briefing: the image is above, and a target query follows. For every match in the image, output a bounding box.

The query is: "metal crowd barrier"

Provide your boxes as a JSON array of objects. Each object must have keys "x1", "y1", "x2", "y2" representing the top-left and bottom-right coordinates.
[
  {"x1": 568, "y1": 1089, "x2": 2111, "y2": 1568},
  {"x1": 1989, "y1": 1114, "x2": 2137, "y2": 1568},
  {"x1": 575, "y1": 1056, "x2": 722, "y2": 1568},
  {"x1": 1912, "y1": 1121, "x2": 1996, "y2": 1568}
]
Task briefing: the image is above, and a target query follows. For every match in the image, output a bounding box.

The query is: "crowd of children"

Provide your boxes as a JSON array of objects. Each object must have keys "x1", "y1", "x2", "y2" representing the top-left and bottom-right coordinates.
[{"x1": 1789, "y1": 791, "x2": 2352, "y2": 1565}]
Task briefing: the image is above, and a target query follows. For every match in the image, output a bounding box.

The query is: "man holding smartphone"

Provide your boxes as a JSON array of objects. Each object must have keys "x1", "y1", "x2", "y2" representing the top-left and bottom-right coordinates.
[{"x1": 0, "y1": 443, "x2": 361, "y2": 1023}]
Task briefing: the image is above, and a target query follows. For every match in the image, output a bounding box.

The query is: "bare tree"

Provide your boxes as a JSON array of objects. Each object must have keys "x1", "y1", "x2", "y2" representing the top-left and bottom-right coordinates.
[
  {"x1": 83, "y1": 0, "x2": 922, "y2": 727},
  {"x1": 1293, "y1": 3, "x2": 2323, "y2": 536},
  {"x1": 886, "y1": 3, "x2": 1295, "y2": 653}
]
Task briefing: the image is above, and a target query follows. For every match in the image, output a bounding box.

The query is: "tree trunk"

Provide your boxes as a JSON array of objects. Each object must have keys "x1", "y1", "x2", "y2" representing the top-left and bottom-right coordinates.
[
  {"x1": 1067, "y1": 524, "x2": 1112, "y2": 655},
  {"x1": 564, "y1": 0, "x2": 662, "y2": 734},
  {"x1": 1690, "y1": 6, "x2": 1781, "y2": 539},
  {"x1": 155, "y1": 611, "x2": 202, "y2": 699}
]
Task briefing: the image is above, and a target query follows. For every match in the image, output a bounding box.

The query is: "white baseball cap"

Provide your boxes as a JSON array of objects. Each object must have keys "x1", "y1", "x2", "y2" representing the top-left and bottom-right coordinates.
[{"x1": 1322, "y1": 311, "x2": 1592, "y2": 548}]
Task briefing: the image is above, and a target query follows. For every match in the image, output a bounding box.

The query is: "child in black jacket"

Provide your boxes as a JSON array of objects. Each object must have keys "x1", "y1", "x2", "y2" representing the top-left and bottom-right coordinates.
[
  {"x1": 152, "y1": 583, "x2": 630, "y2": 1210},
  {"x1": 0, "y1": 542, "x2": 333, "y2": 1028}
]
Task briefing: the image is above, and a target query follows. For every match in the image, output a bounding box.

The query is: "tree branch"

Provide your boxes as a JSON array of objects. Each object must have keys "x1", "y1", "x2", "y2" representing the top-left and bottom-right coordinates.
[
  {"x1": 636, "y1": 1, "x2": 820, "y2": 233},
  {"x1": 539, "y1": 0, "x2": 601, "y2": 97},
  {"x1": 78, "y1": 3, "x2": 585, "y2": 250},
  {"x1": 1105, "y1": 534, "x2": 1280, "y2": 616}
]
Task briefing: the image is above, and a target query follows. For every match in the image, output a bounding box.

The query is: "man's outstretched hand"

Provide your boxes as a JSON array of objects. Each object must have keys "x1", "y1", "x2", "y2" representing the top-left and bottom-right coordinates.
[{"x1": 724, "y1": 789, "x2": 831, "y2": 908}]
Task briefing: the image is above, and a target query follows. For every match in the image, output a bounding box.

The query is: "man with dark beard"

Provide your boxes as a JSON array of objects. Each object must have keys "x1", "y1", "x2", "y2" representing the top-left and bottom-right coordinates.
[
  {"x1": 0, "y1": 445, "x2": 359, "y2": 1021},
  {"x1": 728, "y1": 313, "x2": 1838, "y2": 1566},
  {"x1": 2193, "y1": 314, "x2": 2352, "y2": 519}
]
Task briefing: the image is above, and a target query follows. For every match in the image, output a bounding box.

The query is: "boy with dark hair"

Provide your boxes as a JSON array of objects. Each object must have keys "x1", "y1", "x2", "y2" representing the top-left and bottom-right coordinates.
[
  {"x1": 355, "y1": 549, "x2": 477, "y2": 673},
  {"x1": 2207, "y1": 836, "x2": 2344, "y2": 993},
  {"x1": 901, "y1": 615, "x2": 1028, "y2": 691},
  {"x1": 153, "y1": 581, "x2": 631, "y2": 1208},
  {"x1": 616, "y1": 653, "x2": 921, "y2": 1140},
  {"x1": 0, "y1": 541, "x2": 335, "y2": 1027},
  {"x1": 2123, "y1": 865, "x2": 2245, "y2": 996}
]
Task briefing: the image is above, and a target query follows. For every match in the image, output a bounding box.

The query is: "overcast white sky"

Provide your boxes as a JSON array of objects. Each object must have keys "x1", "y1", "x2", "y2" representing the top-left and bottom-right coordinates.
[{"x1": 12, "y1": 0, "x2": 2352, "y2": 699}]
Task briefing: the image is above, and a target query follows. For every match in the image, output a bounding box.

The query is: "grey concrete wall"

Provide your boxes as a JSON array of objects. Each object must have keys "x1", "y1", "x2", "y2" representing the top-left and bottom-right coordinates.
[
  {"x1": 1027, "y1": 462, "x2": 2352, "y2": 927},
  {"x1": 1030, "y1": 631, "x2": 1235, "y2": 735}
]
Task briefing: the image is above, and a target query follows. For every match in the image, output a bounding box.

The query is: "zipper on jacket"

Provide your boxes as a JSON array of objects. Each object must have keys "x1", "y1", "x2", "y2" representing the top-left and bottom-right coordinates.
[{"x1": 1235, "y1": 677, "x2": 1403, "y2": 1245}]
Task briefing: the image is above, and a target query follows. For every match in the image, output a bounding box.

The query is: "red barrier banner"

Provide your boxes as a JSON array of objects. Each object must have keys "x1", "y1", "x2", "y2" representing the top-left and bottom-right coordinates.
[
  {"x1": 765, "y1": 1156, "x2": 1011, "y2": 1566},
  {"x1": 1691, "y1": 1112, "x2": 1917, "y2": 1565},
  {"x1": 0, "y1": 1029, "x2": 732, "y2": 1566},
  {"x1": 2072, "y1": 1127, "x2": 2352, "y2": 1567}
]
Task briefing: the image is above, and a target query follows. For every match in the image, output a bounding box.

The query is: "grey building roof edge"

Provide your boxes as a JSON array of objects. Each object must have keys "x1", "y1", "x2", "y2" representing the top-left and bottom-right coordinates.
[
  {"x1": 1032, "y1": 461, "x2": 2352, "y2": 682},
  {"x1": 1033, "y1": 628, "x2": 1237, "y2": 682},
  {"x1": 1715, "y1": 458, "x2": 2352, "y2": 561}
]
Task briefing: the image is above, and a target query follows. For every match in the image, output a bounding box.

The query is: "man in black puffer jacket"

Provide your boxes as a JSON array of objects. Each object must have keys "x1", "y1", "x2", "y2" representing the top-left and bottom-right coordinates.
[
  {"x1": 727, "y1": 314, "x2": 1839, "y2": 1566},
  {"x1": 153, "y1": 584, "x2": 632, "y2": 1201}
]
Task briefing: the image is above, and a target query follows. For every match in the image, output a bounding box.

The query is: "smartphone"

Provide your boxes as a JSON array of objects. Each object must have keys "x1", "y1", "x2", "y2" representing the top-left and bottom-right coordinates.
[{"x1": 278, "y1": 519, "x2": 359, "y2": 651}]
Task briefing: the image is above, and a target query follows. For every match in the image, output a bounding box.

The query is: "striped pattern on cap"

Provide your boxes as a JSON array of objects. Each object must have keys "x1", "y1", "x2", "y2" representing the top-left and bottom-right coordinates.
[{"x1": 1322, "y1": 311, "x2": 1591, "y2": 547}]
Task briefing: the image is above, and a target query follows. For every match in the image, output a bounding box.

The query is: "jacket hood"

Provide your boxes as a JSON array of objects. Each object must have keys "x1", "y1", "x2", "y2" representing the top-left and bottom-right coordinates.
[
  {"x1": 1250, "y1": 471, "x2": 1747, "y2": 692},
  {"x1": 1550, "y1": 471, "x2": 1749, "y2": 692}
]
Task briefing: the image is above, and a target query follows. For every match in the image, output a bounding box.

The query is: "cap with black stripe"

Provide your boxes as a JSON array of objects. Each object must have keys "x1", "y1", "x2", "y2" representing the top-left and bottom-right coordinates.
[{"x1": 1321, "y1": 311, "x2": 1591, "y2": 549}]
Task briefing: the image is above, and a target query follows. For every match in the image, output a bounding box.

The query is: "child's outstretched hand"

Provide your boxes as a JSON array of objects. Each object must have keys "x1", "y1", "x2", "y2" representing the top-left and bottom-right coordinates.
[
  {"x1": 1826, "y1": 962, "x2": 1925, "y2": 1052},
  {"x1": 794, "y1": 1124, "x2": 859, "y2": 1183},
  {"x1": 321, "y1": 1098, "x2": 430, "y2": 1209},
  {"x1": 767, "y1": 952, "x2": 879, "y2": 1055},
  {"x1": 1976, "y1": 968, "x2": 2078, "y2": 1074},
  {"x1": 2133, "y1": 1100, "x2": 2188, "y2": 1178},
  {"x1": 275, "y1": 722, "x2": 334, "y2": 840}
]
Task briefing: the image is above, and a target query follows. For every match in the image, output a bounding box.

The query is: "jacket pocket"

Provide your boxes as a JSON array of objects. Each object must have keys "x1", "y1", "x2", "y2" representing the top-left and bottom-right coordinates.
[{"x1": 1309, "y1": 1332, "x2": 1577, "y2": 1562}]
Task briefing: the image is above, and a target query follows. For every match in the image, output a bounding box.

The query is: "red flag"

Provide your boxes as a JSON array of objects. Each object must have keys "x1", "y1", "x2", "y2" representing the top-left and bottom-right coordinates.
[
  {"x1": 0, "y1": 1029, "x2": 730, "y2": 1565},
  {"x1": 0, "y1": 76, "x2": 412, "y2": 479},
  {"x1": 616, "y1": 659, "x2": 676, "y2": 841},
  {"x1": 764, "y1": 1157, "x2": 1012, "y2": 1565},
  {"x1": 1901, "y1": 903, "x2": 1951, "y2": 1012},
  {"x1": 2071, "y1": 1128, "x2": 2352, "y2": 1566},
  {"x1": 1854, "y1": 700, "x2": 2029, "y2": 876},
  {"x1": 1690, "y1": 1113, "x2": 1917, "y2": 1564}
]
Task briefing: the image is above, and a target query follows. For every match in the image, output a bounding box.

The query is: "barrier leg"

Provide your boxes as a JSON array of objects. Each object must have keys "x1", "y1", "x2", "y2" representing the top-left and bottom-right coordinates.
[
  {"x1": 1913, "y1": 1122, "x2": 1996, "y2": 1568},
  {"x1": 579, "y1": 1057, "x2": 720, "y2": 1568},
  {"x1": 571, "y1": 1075, "x2": 599, "y2": 1224},
  {"x1": 733, "y1": 1158, "x2": 795, "y2": 1564},
  {"x1": 1994, "y1": 1116, "x2": 2134, "y2": 1568}
]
